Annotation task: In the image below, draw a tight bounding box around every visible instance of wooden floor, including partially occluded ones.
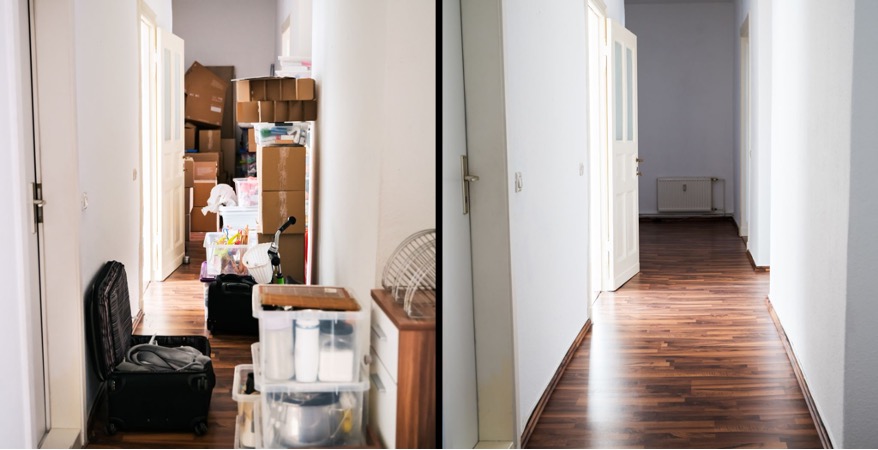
[526,219,822,449]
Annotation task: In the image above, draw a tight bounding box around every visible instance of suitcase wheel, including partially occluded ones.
[106,421,119,435]
[194,421,208,436]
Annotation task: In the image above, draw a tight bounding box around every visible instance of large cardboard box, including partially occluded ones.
[257,145,306,191]
[183,157,194,188]
[191,210,219,232]
[257,233,305,282]
[258,190,305,235]
[185,124,197,150]
[236,77,316,102]
[199,129,221,152]
[185,61,229,127]
[205,66,236,139]
[237,101,259,123]
[193,180,217,206]
[190,152,221,180]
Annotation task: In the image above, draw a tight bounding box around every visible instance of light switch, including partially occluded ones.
[579,163,585,176]
[514,172,523,192]
[81,192,89,211]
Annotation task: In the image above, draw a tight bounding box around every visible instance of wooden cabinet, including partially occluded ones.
[369,289,435,448]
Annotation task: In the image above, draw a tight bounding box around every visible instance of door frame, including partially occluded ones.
[587,0,608,306]
[739,16,751,238]
[138,0,157,307]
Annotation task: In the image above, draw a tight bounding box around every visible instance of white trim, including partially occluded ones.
[588,0,608,15]
[39,428,80,449]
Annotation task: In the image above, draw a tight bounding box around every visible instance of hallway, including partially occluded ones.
[526,219,822,448]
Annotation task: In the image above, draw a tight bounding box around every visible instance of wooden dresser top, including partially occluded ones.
[371,289,435,331]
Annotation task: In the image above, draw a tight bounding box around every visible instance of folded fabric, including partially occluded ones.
[116,344,211,373]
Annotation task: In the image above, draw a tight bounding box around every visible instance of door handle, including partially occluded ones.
[370,373,386,393]
[635,157,644,163]
[461,155,478,215]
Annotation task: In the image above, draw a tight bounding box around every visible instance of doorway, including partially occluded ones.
[140,4,157,299]
[587,0,607,306]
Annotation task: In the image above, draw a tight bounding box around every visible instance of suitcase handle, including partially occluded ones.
[189,375,210,392]
[221,282,254,294]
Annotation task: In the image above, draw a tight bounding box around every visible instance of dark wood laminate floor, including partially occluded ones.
[526,219,822,449]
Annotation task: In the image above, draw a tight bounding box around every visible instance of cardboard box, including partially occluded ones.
[247,128,256,153]
[258,190,305,234]
[257,233,305,282]
[274,101,289,122]
[265,78,281,101]
[205,66,236,139]
[281,78,296,100]
[296,78,315,100]
[258,101,274,123]
[191,151,221,179]
[199,129,221,152]
[191,210,219,232]
[185,61,229,127]
[257,145,306,191]
[184,157,194,188]
[222,138,235,176]
[237,101,259,123]
[185,124,197,150]
[193,180,217,206]
[303,101,317,121]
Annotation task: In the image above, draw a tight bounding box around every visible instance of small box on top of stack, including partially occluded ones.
[248,285,368,448]
[235,77,317,123]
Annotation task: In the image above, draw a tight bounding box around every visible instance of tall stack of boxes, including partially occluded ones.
[235,75,316,284]
[185,61,230,232]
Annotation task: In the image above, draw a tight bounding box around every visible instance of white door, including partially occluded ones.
[441,0,479,447]
[19,0,48,443]
[606,19,640,291]
[156,28,185,281]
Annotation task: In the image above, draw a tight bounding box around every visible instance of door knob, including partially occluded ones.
[635,157,644,163]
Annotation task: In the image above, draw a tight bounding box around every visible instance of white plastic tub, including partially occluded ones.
[251,285,366,384]
[203,232,254,276]
[259,375,368,448]
[219,205,259,230]
[233,364,262,449]
[234,177,260,207]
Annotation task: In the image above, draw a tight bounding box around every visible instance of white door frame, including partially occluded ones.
[739,17,751,238]
[138,0,157,307]
[587,0,608,306]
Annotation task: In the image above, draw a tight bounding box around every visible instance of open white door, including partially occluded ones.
[441,0,479,446]
[606,19,640,291]
[155,28,185,281]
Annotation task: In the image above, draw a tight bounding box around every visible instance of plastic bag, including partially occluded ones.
[201,183,238,215]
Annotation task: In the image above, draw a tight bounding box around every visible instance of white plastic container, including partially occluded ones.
[219,205,259,230]
[262,317,296,381]
[260,375,368,448]
[234,177,260,207]
[232,364,263,449]
[252,285,366,384]
[203,232,254,277]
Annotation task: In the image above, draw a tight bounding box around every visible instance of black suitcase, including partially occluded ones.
[206,274,260,335]
[86,261,216,435]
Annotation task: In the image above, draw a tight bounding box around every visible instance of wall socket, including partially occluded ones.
[81,192,89,211]
[514,172,523,192]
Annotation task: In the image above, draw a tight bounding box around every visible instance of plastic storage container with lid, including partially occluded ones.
[251,285,366,384]
[259,371,368,448]
[203,231,255,277]
[219,205,259,230]
[233,177,260,207]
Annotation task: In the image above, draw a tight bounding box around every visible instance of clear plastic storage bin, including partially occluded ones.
[259,375,368,448]
[233,365,262,449]
[234,177,260,207]
[203,232,255,277]
[219,205,259,230]
[252,285,366,384]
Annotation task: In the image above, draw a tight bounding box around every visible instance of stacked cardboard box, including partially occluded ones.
[257,144,307,282]
[184,62,231,184]
[190,153,220,232]
[235,77,317,123]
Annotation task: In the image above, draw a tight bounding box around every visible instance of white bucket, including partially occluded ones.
[243,243,274,284]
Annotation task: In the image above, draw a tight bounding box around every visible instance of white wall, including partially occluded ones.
[145,0,172,30]
[173,0,277,78]
[312,0,435,365]
[276,0,312,60]
[500,0,591,433]
[73,0,143,422]
[843,0,878,446]
[0,0,42,446]
[768,0,855,445]
[626,1,736,215]
[736,0,772,266]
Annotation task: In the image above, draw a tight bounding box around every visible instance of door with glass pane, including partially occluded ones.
[156,28,185,280]
[607,18,640,291]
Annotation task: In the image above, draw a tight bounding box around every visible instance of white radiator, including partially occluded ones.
[657,177,713,212]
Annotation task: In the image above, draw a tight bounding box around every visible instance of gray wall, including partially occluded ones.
[844,0,878,446]
[626,1,736,214]
[172,0,277,78]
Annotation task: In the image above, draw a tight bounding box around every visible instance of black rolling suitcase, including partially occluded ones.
[86,261,216,435]
[206,274,260,335]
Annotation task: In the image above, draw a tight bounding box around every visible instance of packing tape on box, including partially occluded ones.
[278,147,289,189]
[278,191,288,217]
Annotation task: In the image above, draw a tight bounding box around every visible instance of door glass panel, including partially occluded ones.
[174,52,181,140]
[163,48,170,141]
[626,47,633,141]
[614,41,622,141]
